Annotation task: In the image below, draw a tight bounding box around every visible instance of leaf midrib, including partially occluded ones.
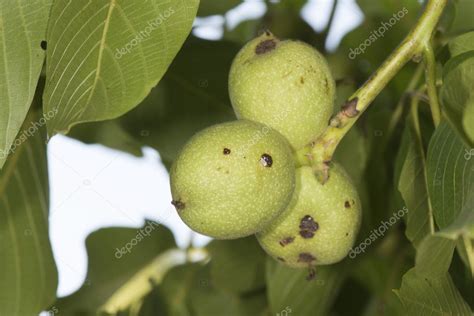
[83,0,116,117]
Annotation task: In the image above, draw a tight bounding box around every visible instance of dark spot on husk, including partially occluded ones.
[300,230,315,239]
[223,148,231,155]
[298,253,316,263]
[341,98,360,118]
[345,199,355,208]
[171,200,185,211]
[260,154,273,167]
[300,77,305,84]
[40,41,47,50]
[279,236,294,247]
[277,257,285,262]
[307,267,316,281]
[299,215,319,238]
[256,39,276,55]
[345,232,349,236]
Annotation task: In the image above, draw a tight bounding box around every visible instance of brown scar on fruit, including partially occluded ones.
[315,160,331,184]
[306,267,316,281]
[223,148,231,155]
[299,215,319,238]
[341,98,360,118]
[279,236,294,247]
[300,77,305,84]
[256,39,276,55]
[298,252,316,263]
[171,200,185,211]
[345,199,355,208]
[260,154,273,167]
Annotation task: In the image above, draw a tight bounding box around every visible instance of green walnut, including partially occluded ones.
[229,31,336,150]
[257,164,361,267]
[170,120,296,239]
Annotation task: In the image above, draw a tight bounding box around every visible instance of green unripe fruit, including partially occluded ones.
[257,164,361,267]
[170,120,296,239]
[229,32,336,150]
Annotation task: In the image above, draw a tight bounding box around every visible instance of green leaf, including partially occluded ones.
[449,31,474,57]
[450,251,474,308]
[120,37,237,167]
[406,188,474,281]
[0,0,52,169]
[223,19,261,44]
[356,0,420,17]
[437,193,474,241]
[207,237,266,294]
[188,264,267,316]
[55,221,177,315]
[438,199,474,275]
[397,119,432,248]
[334,127,368,186]
[350,255,407,315]
[0,111,58,315]
[43,0,199,136]
[197,0,240,16]
[440,51,474,147]
[395,268,472,315]
[396,121,474,309]
[426,122,474,229]
[266,259,347,316]
[424,122,474,274]
[396,213,474,313]
[68,119,143,157]
[137,287,167,316]
[155,263,200,316]
[448,0,474,35]
[415,235,456,277]
[146,263,268,316]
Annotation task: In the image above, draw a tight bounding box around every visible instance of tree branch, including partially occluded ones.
[295,0,448,183]
[423,42,441,126]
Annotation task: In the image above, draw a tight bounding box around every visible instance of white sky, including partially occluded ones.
[48,0,363,297]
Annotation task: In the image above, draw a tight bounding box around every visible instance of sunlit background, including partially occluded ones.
[48,0,364,297]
